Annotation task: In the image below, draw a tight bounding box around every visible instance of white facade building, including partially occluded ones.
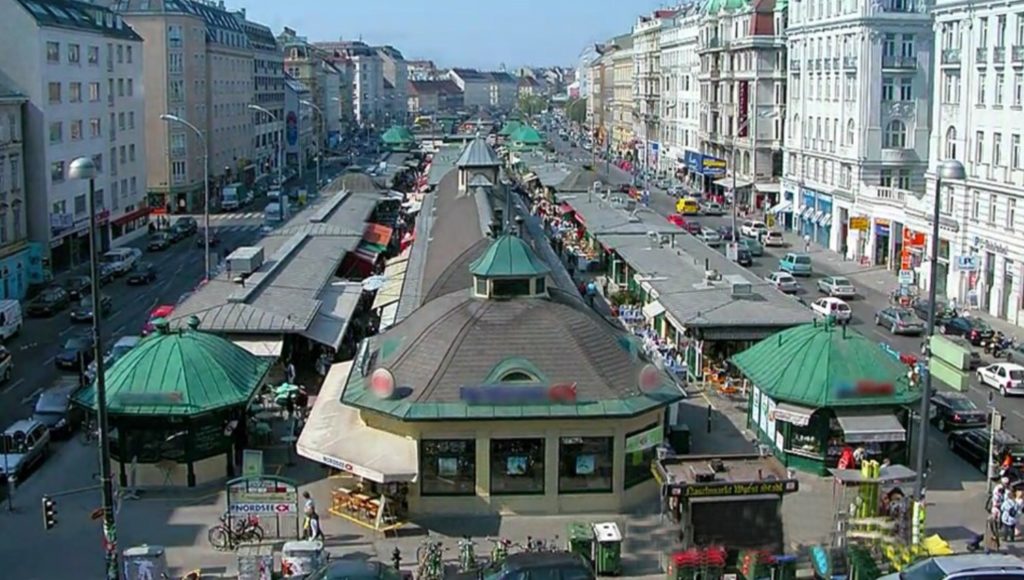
[633,10,675,175]
[284,76,314,176]
[659,5,701,182]
[920,0,1024,326]
[0,0,147,273]
[0,76,33,299]
[782,0,934,260]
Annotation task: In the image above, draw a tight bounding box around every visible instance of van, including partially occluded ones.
[676,198,701,215]
[0,300,22,341]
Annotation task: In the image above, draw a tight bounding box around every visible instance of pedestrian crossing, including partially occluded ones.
[177,212,264,222]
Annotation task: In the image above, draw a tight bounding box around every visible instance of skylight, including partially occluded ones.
[49,6,73,21]
[25,1,48,17]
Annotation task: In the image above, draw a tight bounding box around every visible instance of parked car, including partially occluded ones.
[63,275,92,301]
[127,262,157,285]
[735,247,753,266]
[86,335,142,382]
[97,263,117,285]
[196,230,221,247]
[978,362,1024,396]
[147,232,172,251]
[101,248,141,276]
[767,272,800,294]
[811,297,852,322]
[817,276,857,298]
[0,346,12,383]
[941,316,995,346]
[930,391,988,432]
[914,299,957,326]
[0,299,23,340]
[878,554,1024,580]
[739,237,764,257]
[763,230,786,247]
[26,286,71,317]
[740,220,768,238]
[478,552,596,580]
[167,223,191,243]
[32,378,83,438]
[703,202,725,216]
[699,228,723,246]
[948,427,1024,473]
[304,559,404,580]
[142,304,175,336]
[0,419,51,482]
[946,336,983,369]
[70,294,112,323]
[55,334,95,370]
[874,307,926,335]
[779,252,813,276]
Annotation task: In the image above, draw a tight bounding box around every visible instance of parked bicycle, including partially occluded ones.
[488,537,513,567]
[415,539,446,580]
[207,513,264,551]
[521,535,560,552]
[457,536,477,572]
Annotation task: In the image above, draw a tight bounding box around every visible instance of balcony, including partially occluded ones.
[994,46,1007,64]
[814,58,823,70]
[865,186,912,207]
[824,57,833,70]
[843,56,858,69]
[790,59,801,72]
[976,47,989,65]
[941,49,961,65]
[1012,45,1024,65]
[882,55,918,70]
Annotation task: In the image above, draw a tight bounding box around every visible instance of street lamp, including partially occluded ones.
[159,113,211,280]
[248,105,284,190]
[913,158,966,500]
[300,99,326,187]
[68,156,119,580]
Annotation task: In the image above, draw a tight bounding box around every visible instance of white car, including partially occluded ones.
[763,231,785,247]
[817,276,857,298]
[978,363,1024,396]
[766,272,800,294]
[699,228,723,246]
[740,220,768,238]
[100,248,141,276]
[811,297,852,322]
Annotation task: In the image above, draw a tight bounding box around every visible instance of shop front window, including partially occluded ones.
[624,423,664,489]
[786,423,823,458]
[490,438,545,495]
[420,439,476,496]
[558,436,613,493]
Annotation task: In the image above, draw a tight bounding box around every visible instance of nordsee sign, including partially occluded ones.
[459,383,577,405]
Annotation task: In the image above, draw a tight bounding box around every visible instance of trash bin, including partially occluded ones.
[282,540,327,578]
[566,522,595,563]
[592,522,623,576]
[668,425,691,454]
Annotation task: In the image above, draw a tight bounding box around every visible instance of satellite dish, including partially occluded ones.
[361,275,387,291]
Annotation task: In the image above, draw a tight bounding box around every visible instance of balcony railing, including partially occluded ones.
[941,49,962,65]
[1012,45,1024,65]
[882,55,918,70]
[994,46,1007,64]
[977,47,989,64]
[868,186,911,206]
[843,56,858,69]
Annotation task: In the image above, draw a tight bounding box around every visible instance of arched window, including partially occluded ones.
[884,120,907,148]
[846,119,855,146]
[945,126,958,159]
[500,371,537,383]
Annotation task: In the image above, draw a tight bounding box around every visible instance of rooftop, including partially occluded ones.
[21,0,142,41]
[456,136,501,168]
[110,0,246,44]
[0,71,25,102]
[469,234,551,279]
[655,454,796,490]
[408,80,461,95]
[426,146,461,186]
[451,67,489,81]
[564,194,681,237]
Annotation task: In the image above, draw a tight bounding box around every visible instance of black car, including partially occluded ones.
[127,263,157,285]
[948,427,1024,473]
[305,559,404,580]
[175,216,198,234]
[735,247,753,266]
[26,286,70,317]
[196,230,220,247]
[97,263,117,285]
[32,379,83,438]
[479,552,595,580]
[54,335,95,370]
[63,275,92,301]
[930,391,988,431]
[147,233,172,251]
[940,316,995,346]
[70,295,112,323]
[913,299,956,325]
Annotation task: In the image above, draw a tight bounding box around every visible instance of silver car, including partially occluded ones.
[0,419,51,482]
[817,276,857,298]
[699,228,723,246]
[767,272,800,294]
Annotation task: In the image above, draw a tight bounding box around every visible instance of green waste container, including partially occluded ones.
[566,522,595,563]
[592,522,623,576]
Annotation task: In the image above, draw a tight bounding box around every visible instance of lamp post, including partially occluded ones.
[160,113,211,280]
[913,158,966,500]
[301,100,326,188]
[248,105,284,190]
[68,157,119,580]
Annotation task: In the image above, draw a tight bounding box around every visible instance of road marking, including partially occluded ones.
[1013,410,1024,421]
[20,387,41,405]
[59,326,75,336]
[113,324,125,336]
[2,377,24,393]
[43,355,55,366]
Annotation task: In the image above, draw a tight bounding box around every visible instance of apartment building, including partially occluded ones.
[488,71,519,110]
[236,11,284,184]
[921,1,1024,326]
[314,40,385,126]
[284,75,314,175]
[407,80,463,115]
[449,68,491,110]
[633,10,675,174]
[322,61,342,144]
[0,0,147,273]
[0,75,33,299]
[114,0,254,215]
[610,36,635,153]
[659,5,701,184]
[586,47,610,141]
[378,46,409,124]
[408,60,438,81]
[696,0,787,209]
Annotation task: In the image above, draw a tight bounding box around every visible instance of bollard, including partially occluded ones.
[706,404,713,433]
[392,546,402,570]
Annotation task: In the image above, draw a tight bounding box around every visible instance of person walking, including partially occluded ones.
[1000,489,1021,542]
[285,360,297,384]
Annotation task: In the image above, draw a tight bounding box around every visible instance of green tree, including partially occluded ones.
[518,94,547,117]
[565,98,587,124]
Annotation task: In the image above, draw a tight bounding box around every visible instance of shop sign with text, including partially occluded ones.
[702,156,727,176]
[670,479,799,497]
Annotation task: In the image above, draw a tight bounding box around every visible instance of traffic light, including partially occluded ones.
[42,496,57,530]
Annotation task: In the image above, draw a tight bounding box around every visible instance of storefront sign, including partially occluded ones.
[226,475,300,527]
[702,156,727,176]
[737,82,750,137]
[684,150,703,174]
[898,270,915,285]
[625,424,664,453]
[903,229,926,248]
[875,219,891,236]
[975,237,1010,255]
[956,255,979,271]
[834,380,895,399]
[849,217,869,231]
[670,479,799,497]
[459,383,578,405]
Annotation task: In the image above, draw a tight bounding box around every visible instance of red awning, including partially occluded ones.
[113,206,150,226]
[573,212,586,226]
[559,202,574,214]
[362,223,393,246]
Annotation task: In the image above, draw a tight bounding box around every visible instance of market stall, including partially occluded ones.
[731,320,922,475]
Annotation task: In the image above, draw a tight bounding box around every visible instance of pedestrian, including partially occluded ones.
[285,360,296,384]
[303,490,317,517]
[586,280,598,308]
[1000,489,1021,542]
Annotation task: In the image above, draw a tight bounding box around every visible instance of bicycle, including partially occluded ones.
[457,536,477,572]
[522,535,560,552]
[415,539,446,580]
[487,537,513,567]
[207,513,264,551]
[78,416,99,446]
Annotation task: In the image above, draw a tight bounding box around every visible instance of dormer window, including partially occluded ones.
[469,234,551,300]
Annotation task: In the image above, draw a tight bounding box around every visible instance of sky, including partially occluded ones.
[241,0,668,70]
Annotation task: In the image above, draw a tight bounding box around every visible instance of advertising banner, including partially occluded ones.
[738,81,750,137]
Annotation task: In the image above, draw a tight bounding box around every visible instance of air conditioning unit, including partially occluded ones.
[724,274,753,296]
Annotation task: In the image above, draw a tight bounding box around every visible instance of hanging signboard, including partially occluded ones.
[669,478,800,497]
[226,475,300,537]
[898,269,915,286]
[849,217,869,231]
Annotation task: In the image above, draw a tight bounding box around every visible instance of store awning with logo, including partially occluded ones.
[820,214,833,227]
[755,183,781,194]
[769,201,792,214]
[799,207,815,219]
[297,362,418,483]
[835,410,906,443]
[354,223,394,263]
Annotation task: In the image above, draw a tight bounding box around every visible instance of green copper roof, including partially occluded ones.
[469,234,551,278]
[704,0,748,14]
[380,125,416,145]
[730,321,921,409]
[72,324,271,416]
[509,125,544,147]
[499,120,523,137]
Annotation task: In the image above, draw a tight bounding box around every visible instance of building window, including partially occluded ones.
[92,154,102,173]
[1013,134,1021,169]
[558,437,613,493]
[942,73,960,104]
[68,43,80,64]
[945,126,958,159]
[69,82,82,103]
[881,77,894,101]
[624,424,661,488]
[126,46,133,63]
[89,118,101,139]
[46,41,59,63]
[941,185,954,216]
[988,194,998,224]
[74,194,87,216]
[883,120,907,148]
[1015,74,1023,107]
[976,131,986,163]
[419,439,476,496]
[70,120,82,141]
[489,438,545,495]
[87,46,99,65]
[978,72,987,105]
[129,144,135,162]
[845,119,854,146]
[48,122,62,143]
[51,161,65,183]
[898,79,912,101]
[89,82,100,102]
[971,190,980,220]
[48,82,60,104]
[1009,198,1017,230]
[995,132,1004,166]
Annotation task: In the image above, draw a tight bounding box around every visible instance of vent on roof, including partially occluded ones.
[724,274,753,297]
[227,246,264,276]
[704,269,721,282]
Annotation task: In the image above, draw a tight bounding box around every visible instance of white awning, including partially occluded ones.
[402,199,422,214]
[379,302,399,331]
[800,207,815,219]
[820,214,833,227]
[771,402,816,427]
[835,410,906,443]
[301,282,363,351]
[813,210,825,222]
[642,300,666,319]
[297,362,418,483]
[371,259,409,310]
[232,338,283,358]
[714,176,753,190]
[769,201,792,214]
[755,182,781,194]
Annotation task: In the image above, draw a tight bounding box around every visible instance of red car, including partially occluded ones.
[668,214,701,234]
[142,304,175,336]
